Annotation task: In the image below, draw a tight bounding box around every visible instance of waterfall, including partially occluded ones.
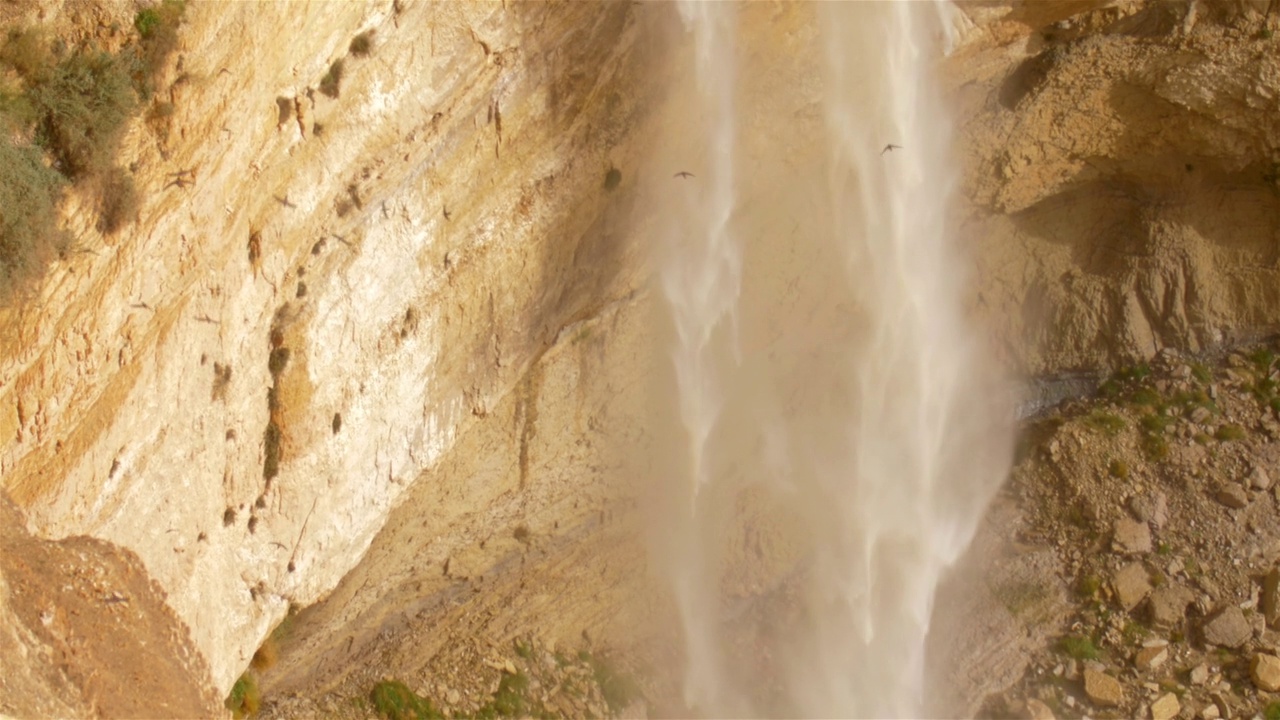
[651,1,1014,716]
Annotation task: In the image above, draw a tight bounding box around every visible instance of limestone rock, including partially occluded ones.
[1083,668,1124,707]
[1026,698,1056,720]
[1249,465,1273,491]
[1150,692,1179,720]
[1135,645,1168,671]
[1251,653,1280,691]
[1216,485,1249,509]
[1149,584,1195,628]
[1113,562,1153,612]
[1264,567,1280,629]
[1201,704,1220,719]
[1151,492,1169,529]
[1114,518,1153,554]
[1202,606,1252,648]
[1190,663,1209,685]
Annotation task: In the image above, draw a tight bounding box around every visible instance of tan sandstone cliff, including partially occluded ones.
[3,0,1280,714]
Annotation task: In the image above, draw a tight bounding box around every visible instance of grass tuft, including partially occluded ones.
[1084,410,1126,436]
[1059,634,1101,661]
[371,679,444,720]
[225,673,260,718]
[1215,424,1246,442]
[1108,458,1129,479]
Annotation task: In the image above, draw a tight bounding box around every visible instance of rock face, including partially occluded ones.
[0,0,656,694]
[952,0,1280,374]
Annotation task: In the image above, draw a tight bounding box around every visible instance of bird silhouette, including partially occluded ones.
[673,171,695,179]
[881,144,902,155]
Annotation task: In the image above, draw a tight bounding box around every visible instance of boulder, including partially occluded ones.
[1150,692,1179,720]
[1083,668,1124,707]
[1135,645,1168,671]
[1149,584,1194,628]
[1216,485,1249,510]
[1025,698,1056,720]
[1202,606,1251,648]
[1264,566,1280,629]
[1113,562,1152,612]
[1251,653,1280,692]
[1114,518,1153,554]
[1249,465,1274,490]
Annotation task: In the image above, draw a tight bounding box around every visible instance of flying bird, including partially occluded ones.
[673,171,695,179]
[881,144,902,155]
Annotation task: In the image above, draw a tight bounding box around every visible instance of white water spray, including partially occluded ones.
[653,2,1013,716]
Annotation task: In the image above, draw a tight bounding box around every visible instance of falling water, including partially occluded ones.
[653,1,1014,716]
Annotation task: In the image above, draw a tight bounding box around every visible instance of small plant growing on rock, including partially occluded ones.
[350,30,375,57]
[250,636,278,671]
[319,59,344,98]
[1078,573,1102,598]
[225,672,260,718]
[1215,423,1246,442]
[1084,410,1126,436]
[370,679,444,720]
[604,167,622,191]
[1108,458,1128,479]
[96,167,140,234]
[1059,634,1100,661]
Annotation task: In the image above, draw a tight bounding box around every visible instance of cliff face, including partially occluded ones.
[0,0,655,696]
[954,0,1280,374]
[3,0,1280,710]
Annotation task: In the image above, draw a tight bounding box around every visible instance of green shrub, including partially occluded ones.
[0,27,49,80]
[349,31,374,57]
[0,136,67,299]
[263,422,282,480]
[1084,410,1126,436]
[97,167,139,234]
[268,347,291,376]
[225,673,260,718]
[589,655,642,714]
[1059,634,1101,661]
[370,680,443,720]
[1190,362,1212,383]
[134,8,162,39]
[1078,573,1102,598]
[1108,458,1128,479]
[28,49,136,178]
[131,0,186,90]
[319,59,344,98]
[1215,424,1246,442]
[604,167,622,191]
[1142,432,1169,461]
[317,58,343,97]
[1265,701,1280,720]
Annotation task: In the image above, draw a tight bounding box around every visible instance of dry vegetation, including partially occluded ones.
[0,0,186,302]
